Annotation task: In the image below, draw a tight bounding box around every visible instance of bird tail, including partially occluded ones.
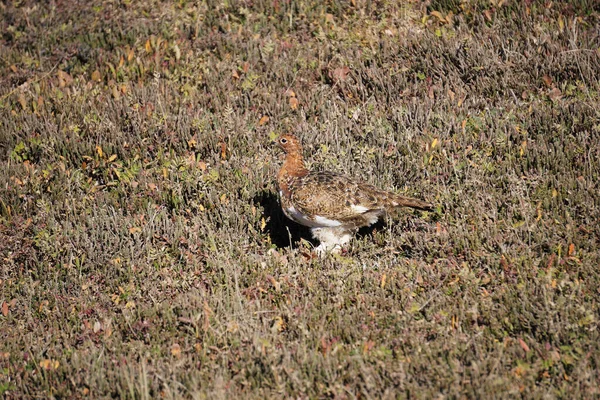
[390,194,434,211]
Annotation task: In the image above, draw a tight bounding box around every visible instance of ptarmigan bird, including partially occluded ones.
[276,134,433,255]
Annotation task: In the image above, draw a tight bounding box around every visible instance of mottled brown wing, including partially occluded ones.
[289,171,386,222]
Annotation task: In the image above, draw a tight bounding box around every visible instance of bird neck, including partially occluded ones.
[283,150,309,176]
[278,150,309,194]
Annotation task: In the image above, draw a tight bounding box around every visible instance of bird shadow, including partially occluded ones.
[252,191,318,249]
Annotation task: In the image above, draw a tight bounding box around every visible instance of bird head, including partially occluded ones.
[276,134,302,155]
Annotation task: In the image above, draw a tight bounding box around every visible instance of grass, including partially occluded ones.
[1,0,599,398]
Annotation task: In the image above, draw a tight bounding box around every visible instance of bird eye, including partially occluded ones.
[280,138,288,144]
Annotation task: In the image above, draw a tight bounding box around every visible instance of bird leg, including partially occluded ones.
[311,227,354,256]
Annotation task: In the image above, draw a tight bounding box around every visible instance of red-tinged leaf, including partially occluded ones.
[568,243,575,256]
[40,359,59,370]
[330,66,351,83]
[17,93,27,110]
[548,87,562,101]
[546,253,556,269]
[448,89,455,102]
[220,142,227,160]
[111,85,120,99]
[57,70,73,87]
[383,143,395,157]
[271,316,285,333]
[518,338,530,353]
[203,301,212,330]
[1,301,8,317]
[171,343,182,358]
[39,359,51,370]
[258,115,270,126]
[430,10,445,22]
[363,340,375,354]
[320,336,330,354]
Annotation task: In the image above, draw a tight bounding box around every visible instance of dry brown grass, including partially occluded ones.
[1,0,599,398]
